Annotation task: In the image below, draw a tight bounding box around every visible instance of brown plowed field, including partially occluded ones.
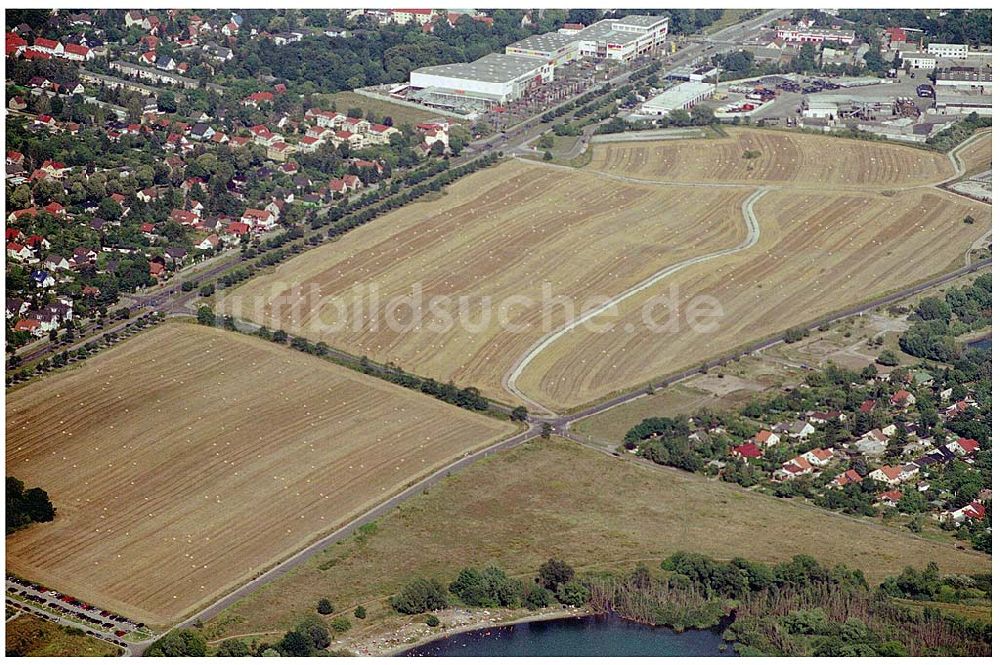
[516,188,989,408]
[5,323,514,627]
[220,159,751,405]
[586,128,955,187]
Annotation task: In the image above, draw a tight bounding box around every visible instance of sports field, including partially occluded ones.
[586,128,955,187]
[199,438,990,644]
[220,159,751,406]
[5,323,514,627]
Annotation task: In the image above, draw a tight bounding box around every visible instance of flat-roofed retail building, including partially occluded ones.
[505,31,579,66]
[640,81,715,115]
[409,53,554,110]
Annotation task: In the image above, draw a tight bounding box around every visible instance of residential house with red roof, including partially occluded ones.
[731,443,762,459]
[33,37,63,56]
[943,500,987,524]
[875,489,903,507]
[22,48,52,60]
[331,130,364,150]
[7,242,33,262]
[267,141,294,162]
[13,318,43,336]
[240,208,276,230]
[243,91,274,107]
[224,221,250,243]
[891,389,915,407]
[753,430,780,448]
[868,464,904,486]
[802,447,834,467]
[948,437,980,457]
[170,209,198,226]
[41,160,66,176]
[829,468,863,488]
[63,43,93,61]
[367,123,400,145]
[197,234,221,251]
[774,456,814,480]
[43,201,66,217]
[7,207,38,223]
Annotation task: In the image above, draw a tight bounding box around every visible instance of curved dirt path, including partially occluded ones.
[948,128,992,180]
[503,186,770,414]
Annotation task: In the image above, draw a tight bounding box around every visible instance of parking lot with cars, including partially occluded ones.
[6,574,149,647]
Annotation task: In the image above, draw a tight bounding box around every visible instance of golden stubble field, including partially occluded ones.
[220,159,751,405]
[585,127,956,187]
[220,129,986,412]
[955,129,992,176]
[519,187,988,408]
[5,323,515,627]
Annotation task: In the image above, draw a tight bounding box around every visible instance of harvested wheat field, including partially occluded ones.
[586,128,955,187]
[956,129,992,176]
[5,323,514,627]
[516,188,989,409]
[220,159,751,405]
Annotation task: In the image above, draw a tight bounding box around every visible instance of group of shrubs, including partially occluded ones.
[149,601,364,658]
[389,559,590,618]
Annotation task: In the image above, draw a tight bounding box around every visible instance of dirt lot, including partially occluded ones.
[198,438,990,646]
[518,186,988,409]
[5,323,514,627]
[5,614,122,657]
[220,159,750,407]
[586,128,955,187]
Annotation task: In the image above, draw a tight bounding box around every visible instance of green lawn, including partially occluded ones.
[318,91,460,128]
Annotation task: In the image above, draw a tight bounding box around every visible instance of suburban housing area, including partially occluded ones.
[4,6,993,659]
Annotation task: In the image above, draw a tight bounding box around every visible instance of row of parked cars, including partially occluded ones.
[6,575,143,638]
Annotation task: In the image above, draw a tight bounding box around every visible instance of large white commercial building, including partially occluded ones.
[505,14,670,64]
[640,81,715,115]
[572,14,671,61]
[928,43,968,59]
[409,14,668,110]
[504,31,580,66]
[775,27,855,44]
[899,51,937,70]
[935,67,992,92]
[409,53,553,110]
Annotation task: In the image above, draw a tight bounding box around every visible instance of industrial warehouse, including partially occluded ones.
[403,14,669,111]
[408,53,554,110]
